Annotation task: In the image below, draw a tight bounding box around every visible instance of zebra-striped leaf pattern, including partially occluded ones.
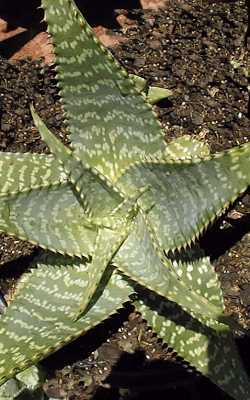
[74,224,132,319]
[75,194,142,318]
[0,1,249,399]
[164,135,210,161]
[172,256,224,310]
[31,106,123,220]
[0,254,133,385]
[42,0,165,182]
[0,153,66,196]
[115,214,225,329]
[116,142,250,252]
[0,184,97,257]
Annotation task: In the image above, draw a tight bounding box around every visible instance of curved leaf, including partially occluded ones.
[75,192,143,319]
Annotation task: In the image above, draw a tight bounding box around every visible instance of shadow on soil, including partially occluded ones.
[41,304,249,400]
[201,212,250,260]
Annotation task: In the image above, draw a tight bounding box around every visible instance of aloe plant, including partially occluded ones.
[0,1,249,398]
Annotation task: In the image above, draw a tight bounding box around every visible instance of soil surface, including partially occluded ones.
[0,0,249,399]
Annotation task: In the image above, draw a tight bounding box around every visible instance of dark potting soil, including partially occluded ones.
[0,0,249,399]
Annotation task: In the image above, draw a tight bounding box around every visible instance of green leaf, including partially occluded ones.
[0,254,133,385]
[129,74,173,104]
[41,0,165,182]
[0,184,96,257]
[75,192,143,319]
[31,106,123,220]
[147,86,173,105]
[164,135,210,161]
[172,256,224,310]
[0,153,65,196]
[0,365,45,400]
[115,213,225,328]
[134,292,250,400]
[74,224,132,319]
[116,142,250,252]
[0,3,248,399]
[129,74,147,93]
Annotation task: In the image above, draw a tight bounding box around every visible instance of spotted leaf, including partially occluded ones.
[74,193,143,319]
[0,254,133,385]
[41,0,165,182]
[0,2,249,399]
[31,106,124,220]
[73,224,132,319]
[172,256,224,310]
[115,213,225,329]
[0,184,97,257]
[164,135,210,161]
[0,153,66,196]
[116,142,250,252]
